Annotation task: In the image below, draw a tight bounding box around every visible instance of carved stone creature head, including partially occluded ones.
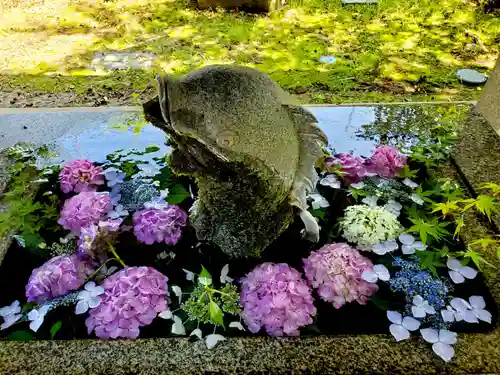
[144,65,327,257]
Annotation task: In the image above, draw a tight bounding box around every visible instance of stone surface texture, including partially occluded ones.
[0,104,499,374]
[477,59,500,134]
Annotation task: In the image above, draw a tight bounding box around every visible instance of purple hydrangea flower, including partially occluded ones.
[133,205,188,245]
[77,218,123,256]
[25,254,97,303]
[85,267,169,339]
[58,192,113,235]
[326,153,370,183]
[365,145,407,179]
[240,263,316,337]
[303,243,378,309]
[59,160,105,194]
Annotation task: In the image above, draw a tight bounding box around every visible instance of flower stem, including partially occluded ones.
[107,242,126,268]
[85,258,117,282]
[205,287,229,296]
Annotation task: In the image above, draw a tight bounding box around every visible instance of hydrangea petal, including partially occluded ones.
[190,328,203,339]
[389,324,409,342]
[387,310,402,324]
[460,266,478,280]
[399,233,415,246]
[373,264,390,281]
[205,334,226,349]
[361,270,378,283]
[75,300,89,315]
[439,330,457,345]
[474,309,492,323]
[420,328,439,344]
[412,306,426,318]
[469,296,486,309]
[432,342,454,362]
[446,258,462,271]
[441,309,455,322]
[402,317,420,331]
[449,270,465,284]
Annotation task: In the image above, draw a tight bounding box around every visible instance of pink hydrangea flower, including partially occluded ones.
[59,160,105,194]
[58,192,113,235]
[85,267,169,339]
[365,145,407,178]
[25,254,97,303]
[133,206,188,245]
[327,153,370,183]
[303,243,378,309]
[240,263,316,337]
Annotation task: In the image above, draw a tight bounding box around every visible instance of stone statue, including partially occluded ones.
[143,65,327,257]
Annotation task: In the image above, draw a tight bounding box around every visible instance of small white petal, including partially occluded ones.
[420,328,440,344]
[84,282,96,291]
[351,182,365,189]
[362,196,378,207]
[373,264,390,281]
[91,286,105,296]
[171,285,182,304]
[29,318,44,332]
[424,304,436,315]
[171,315,186,335]
[474,309,492,324]
[220,264,230,284]
[412,306,426,318]
[450,298,472,312]
[401,245,415,255]
[372,243,388,255]
[411,194,424,205]
[159,310,173,320]
[27,310,39,321]
[403,178,419,189]
[469,296,486,310]
[229,321,246,331]
[183,269,195,281]
[205,334,226,349]
[385,240,399,251]
[463,310,479,323]
[389,324,410,342]
[439,330,457,345]
[432,342,455,362]
[361,270,378,283]
[399,233,415,246]
[446,258,462,271]
[190,328,203,339]
[460,266,478,280]
[402,317,420,331]
[88,296,102,309]
[77,290,91,301]
[75,301,89,315]
[413,295,424,307]
[449,270,465,284]
[413,241,427,251]
[441,309,455,322]
[387,310,403,325]
[1,314,22,330]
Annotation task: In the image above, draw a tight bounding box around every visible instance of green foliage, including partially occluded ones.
[407,217,451,244]
[50,321,62,339]
[5,331,35,341]
[415,251,446,278]
[167,184,191,205]
[181,267,241,328]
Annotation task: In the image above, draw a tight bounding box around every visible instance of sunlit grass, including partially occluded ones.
[0,0,499,103]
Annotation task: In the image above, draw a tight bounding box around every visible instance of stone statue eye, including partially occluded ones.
[217,131,238,148]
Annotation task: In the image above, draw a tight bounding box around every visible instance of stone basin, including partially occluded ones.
[0,102,499,374]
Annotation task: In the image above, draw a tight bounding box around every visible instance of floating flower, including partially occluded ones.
[399,233,426,255]
[75,282,105,315]
[362,196,378,207]
[77,218,123,256]
[304,243,378,308]
[136,164,160,178]
[384,200,402,217]
[220,264,233,284]
[59,160,104,194]
[328,153,371,183]
[319,174,341,189]
[143,189,169,210]
[411,295,436,318]
[365,145,407,179]
[449,296,492,323]
[420,328,457,362]
[362,264,390,283]
[26,254,97,304]
[387,310,420,342]
[372,240,399,255]
[107,204,129,219]
[341,205,404,250]
[104,168,125,187]
[350,182,365,189]
[0,300,22,330]
[229,321,245,331]
[85,267,169,339]
[240,263,316,337]
[447,258,478,284]
[205,333,226,349]
[58,192,113,235]
[441,306,457,323]
[28,305,50,332]
[468,296,492,323]
[133,205,188,245]
[171,314,186,335]
[308,192,330,210]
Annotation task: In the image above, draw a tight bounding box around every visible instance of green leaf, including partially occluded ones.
[310,208,326,219]
[407,217,451,244]
[167,184,191,205]
[454,216,464,238]
[397,165,419,179]
[480,182,500,195]
[431,201,460,217]
[50,321,62,339]
[6,331,35,341]
[209,300,224,327]
[415,251,445,278]
[21,302,36,313]
[199,266,212,286]
[457,248,495,270]
[145,145,160,153]
[473,195,498,221]
[368,295,391,310]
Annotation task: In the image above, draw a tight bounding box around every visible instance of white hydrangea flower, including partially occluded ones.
[372,240,399,255]
[410,194,424,205]
[384,200,402,217]
[403,178,419,189]
[0,300,22,330]
[448,296,492,324]
[229,321,246,331]
[362,196,378,207]
[447,258,477,284]
[220,264,233,284]
[387,311,420,342]
[468,296,492,323]
[28,305,50,332]
[420,328,457,362]
[205,334,226,349]
[411,295,436,318]
[341,205,404,250]
[398,233,426,255]
[319,174,341,189]
[350,182,365,189]
[449,298,478,323]
[362,264,390,283]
